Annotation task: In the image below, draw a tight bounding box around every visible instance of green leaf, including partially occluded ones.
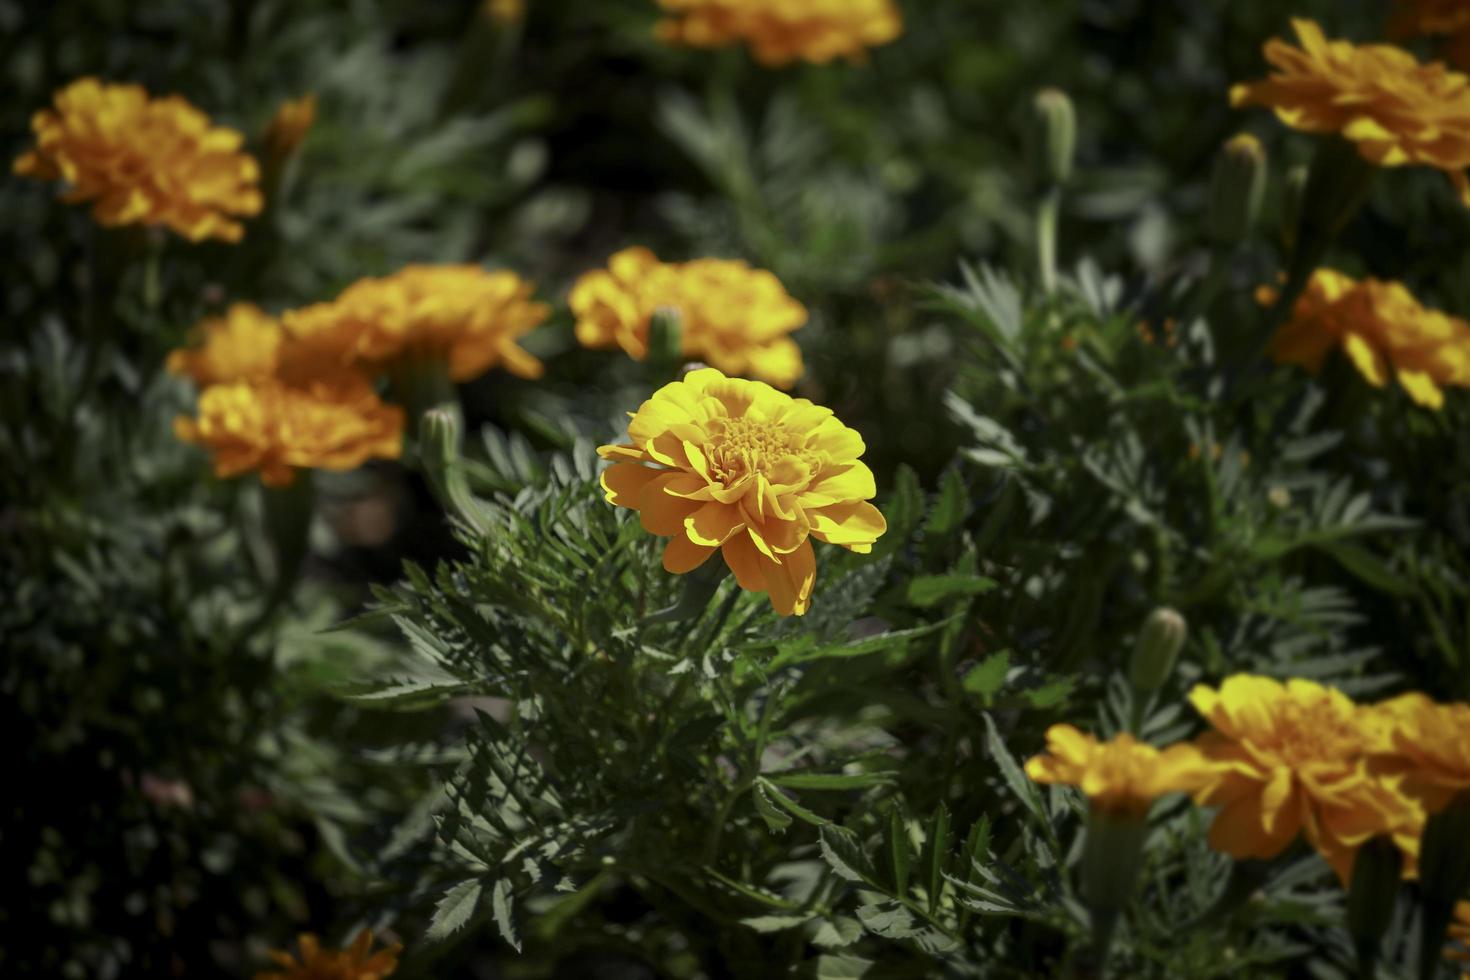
[875,464,923,558]
[426,879,482,942]
[925,804,951,914]
[815,953,875,979]
[925,468,968,539]
[767,620,952,670]
[819,826,882,888]
[812,916,864,949]
[962,650,1010,702]
[758,779,829,827]
[742,914,812,932]
[767,772,896,791]
[890,807,911,897]
[1313,540,1415,597]
[983,713,1045,824]
[492,878,520,952]
[1024,676,1073,709]
[907,574,997,608]
[751,781,793,833]
[856,902,921,939]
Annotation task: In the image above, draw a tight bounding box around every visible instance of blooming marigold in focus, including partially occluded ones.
[598,367,884,616]
[167,303,283,386]
[571,246,807,388]
[1189,675,1421,884]
[14,77,262,242]
[1231,18,1470,206]
[1365,692,1470,813]
[256,929,401,980]
[282,265,548,382]
[1262,269,1470,410]
[1024,725,1211,818]
[175,374,403,487]
[655,0,902,67]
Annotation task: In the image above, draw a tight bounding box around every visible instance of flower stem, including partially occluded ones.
[1037,185,1063,296]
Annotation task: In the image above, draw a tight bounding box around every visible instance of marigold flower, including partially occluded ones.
[167,303,283,387]
[262,94,317,160]
[655,0,902,67]
[1389,0,1470,40]
[1448,900,1470,969]
[571,247,807,388]
[483,0,524,24]
[1366,692,1470,813]
[1231,18,1470,206]
[175,374,403,487]
[598,367,884,616]
[1189,675,1421,884]
[282,265,548,382]
[1024,725,1212,818]
[256,929,401,980]
[13,77,262,242]
[1262,269,1470,410]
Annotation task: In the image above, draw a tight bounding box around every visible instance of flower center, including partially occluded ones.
[1270,700,1363,766]
[703,416,817,486]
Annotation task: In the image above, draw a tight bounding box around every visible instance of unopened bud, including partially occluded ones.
[1208,134,1267,247]
[420,408,488,536]
[1280,164,1309,253]
[262,94,317,161]
[1346,836,1402,971]
[1032,88,1076,186]
[1128,608,1186,694]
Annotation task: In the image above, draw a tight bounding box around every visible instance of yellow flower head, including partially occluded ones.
[483,0,525,24]
[282,265,548,382]
[14,77,262,242]
[1190,675,1421,884]
[655,0,902,67]
[1367,692,1470,813]
[1390,0,1470,40]
[1263,269,1470,410]
[1230,18,1470,206]
[572,247,808,389]
[174,374,404,487]
[1448,900,1470,969]
[1024,725,1212,818]
[598,367,885,616]
[256,929,401,980]
[263,94,317,160]
[167,303,283,387]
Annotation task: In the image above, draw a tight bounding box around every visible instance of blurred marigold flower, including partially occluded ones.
[483,0,524,24]
[655,0,902,67]
[1189,675,1422,884]
[262,94,317,160]
[1365,692,1470,813]
[1261,269,1470,410]
[1024,725,1211,818]
[1231,18,1470,206]
[167,303,283,386]
[598,367,884,616]
[1448,900,1470,969]
[282,265,549,382]
[13,77,262,242]
[174,374,403,487]
[256,929,401,980]
[571,246,807,388]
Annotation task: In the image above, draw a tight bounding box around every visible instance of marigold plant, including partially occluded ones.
[282,265,548,382]
[655,0,902,66]
[13,77,263,242]
[174,374,404,487]
[1025,725,1211,818]
[256,929,401,980]
[571,246,807,388]
[1449,900,1470,973]
[1231,18,1470,205]
[166,303,283,387]
[1262,269,1470,410]
[1189,675,1421,883]
[598,367,885,615]
[1367,693,1470,813]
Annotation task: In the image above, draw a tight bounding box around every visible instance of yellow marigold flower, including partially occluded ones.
[282,265,548,382]
[175,374,404,487]
[1367,692,1470,813]
[13,77,262,242]
[167,303,283,387]
[571,246,807,388]
[1262,269,1470,410]
[1024,725,1212,818]
[597,367,885,616]
[1230,18,1470,206]
[1390,0,1470,39]
[263,94,317,160]
[655,0,902,67]
[256,929,401,980]
[1448,900,1470,969]
[483,0,524,24]
[1190,675,1421,884]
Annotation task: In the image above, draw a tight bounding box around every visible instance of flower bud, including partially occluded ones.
[262,94,316,163]
[1208,134,1267,247]
[1128,608,1187,695]
[420,408,488,536]
[1032,88,1076,187]
[1280,163,1309,253]
[1346,835,1402,972]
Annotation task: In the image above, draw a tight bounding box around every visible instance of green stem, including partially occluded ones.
[1037,185,1063,296]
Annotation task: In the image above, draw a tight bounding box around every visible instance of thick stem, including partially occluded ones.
[1037,186,1063,296]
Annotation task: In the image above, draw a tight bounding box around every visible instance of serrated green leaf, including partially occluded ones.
[426,879,482,942]
[907,573,997,608]
[814,953,875,979]
[890,807,911,897]
[819,826,881,887]
[492,878,520,952]
[751,781,794,833]
[925,468,968,539]
[742,913,811,932]
[767,772,896,791]
[983,713,1045,824]
[856,901,921,939]
[925,804,950,914]
[962,650,1010,702]
[812,915,864,949]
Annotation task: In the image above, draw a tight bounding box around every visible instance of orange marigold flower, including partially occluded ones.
[13,77,262,242]
[1230,18,1470,206]
[256,929,401,980]
[1189,675,1421,884]
[174,374,403,487]
[1390,0,1470,39]
[655,0,902,67]
[167,303,283,387]
[282,265,548,382]
[571,246,807,388]
[1366,692,1470,813]
[262,94,317,160]
[598,367,885,616]
[1448,900,1470,969]
[1262,269,1470,410]
[1024,725,1212,818]
[483,0,524,24]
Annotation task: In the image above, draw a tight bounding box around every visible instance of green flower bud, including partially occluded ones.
[1417,789,1470,980]
[1280,163,1309,254]
[1208,134,1267,247]
[1032,88,1076,187]
[1346,835,1403,973]
[1128,607,1187,695]
[420,408,489,536]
